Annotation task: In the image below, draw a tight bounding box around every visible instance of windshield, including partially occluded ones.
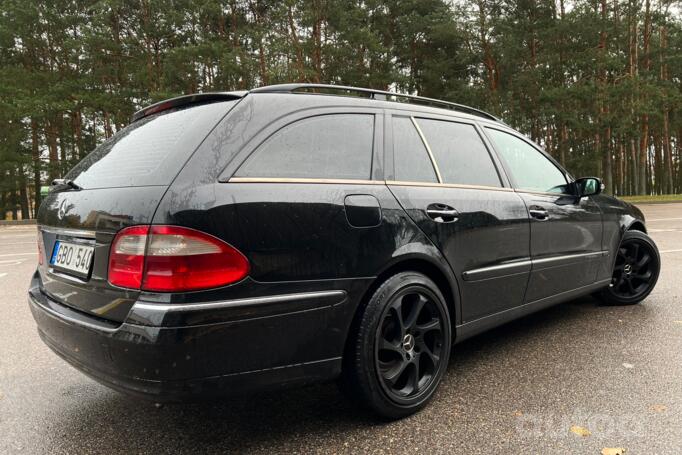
[66,101,237,189]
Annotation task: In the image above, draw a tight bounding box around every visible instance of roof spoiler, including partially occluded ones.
[132,91,247,122]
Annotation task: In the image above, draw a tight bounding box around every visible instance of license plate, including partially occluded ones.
[50,241,95,278]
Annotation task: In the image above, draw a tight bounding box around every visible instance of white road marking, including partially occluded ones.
[0,273,6,279]
[0,260,22,265]
[660,249,682,254]
[647,217,682,222]
[0,252,36,257]
[649,229,681,233]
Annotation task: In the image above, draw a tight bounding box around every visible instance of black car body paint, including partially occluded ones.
[29,86,651,403]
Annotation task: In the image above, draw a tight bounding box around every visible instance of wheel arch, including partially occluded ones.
[344,252,461,359]
[600,227,660,305]
[605,217,649,278]
[626,219,647,234]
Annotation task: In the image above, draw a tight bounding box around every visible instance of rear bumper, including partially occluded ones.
[28,275,355,401]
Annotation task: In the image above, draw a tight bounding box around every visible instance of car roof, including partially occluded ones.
[133,84,501,125]
[251,84,500,122]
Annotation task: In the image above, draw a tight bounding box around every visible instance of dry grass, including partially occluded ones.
[619,194,682,204]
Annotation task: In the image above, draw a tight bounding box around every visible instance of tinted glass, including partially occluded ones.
[415,118,501,187]
[485,128,568,193]
[393,116,438,183]
[66,101,235,189]
[236,114,374,180]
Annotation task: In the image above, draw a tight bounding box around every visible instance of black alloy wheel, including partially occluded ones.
[600,230,660,305]
[340,271,451,419]
[375,289,445,402]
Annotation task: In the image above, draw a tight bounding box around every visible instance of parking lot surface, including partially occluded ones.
[1,203,681,454]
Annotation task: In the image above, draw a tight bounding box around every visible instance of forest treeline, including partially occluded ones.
[1,0,681,219]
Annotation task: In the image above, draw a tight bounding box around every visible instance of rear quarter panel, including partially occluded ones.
[156,182,413,281]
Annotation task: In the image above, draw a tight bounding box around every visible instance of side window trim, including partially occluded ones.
[371,111,384,181]
[410,116,443,183]
[482,125,571,195]
[229,177,385,185]
[383,109,394,181]
[471,122,514,188]
[388,113,441,184]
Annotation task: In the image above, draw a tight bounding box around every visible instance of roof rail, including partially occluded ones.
[250,83,500,122]
[132,91,247,122]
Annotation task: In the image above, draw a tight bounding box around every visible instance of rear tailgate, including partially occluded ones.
[36,99,239,323]
[37,186,166,322]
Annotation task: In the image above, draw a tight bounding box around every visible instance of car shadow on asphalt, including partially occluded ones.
[43,295,647,452]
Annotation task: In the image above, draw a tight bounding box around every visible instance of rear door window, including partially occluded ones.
[235,114,374,180]
[66,101,236,189]
[392,116,438,183]
[415,118,502,187]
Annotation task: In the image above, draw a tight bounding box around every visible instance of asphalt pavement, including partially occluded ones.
[1,203,681,454]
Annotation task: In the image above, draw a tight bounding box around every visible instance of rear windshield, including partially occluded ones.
[66,101,237,189]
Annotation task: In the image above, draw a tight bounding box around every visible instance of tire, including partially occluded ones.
[599,230,660,305]
[340,271,452,419]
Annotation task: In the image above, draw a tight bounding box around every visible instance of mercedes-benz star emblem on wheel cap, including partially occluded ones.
[402,334,415,352]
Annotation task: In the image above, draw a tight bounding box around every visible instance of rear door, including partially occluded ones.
[483,127,603,303]
[386,112,531,323]
[36,100,237,322]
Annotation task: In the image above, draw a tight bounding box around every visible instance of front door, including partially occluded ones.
[386,113,531,323]
[483,127,604,303]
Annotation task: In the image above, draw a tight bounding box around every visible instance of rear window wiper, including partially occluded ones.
[51,178,83,191]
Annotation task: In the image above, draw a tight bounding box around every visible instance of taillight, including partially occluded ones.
[108,225,249,292]
[142,226,250,292]
[109,226,148,289]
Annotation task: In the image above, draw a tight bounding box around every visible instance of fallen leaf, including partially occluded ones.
[601,448,627,455]
[513,410,523,417]
[570,425,591,437]
[622,363,634,369]
[650,404,667,413]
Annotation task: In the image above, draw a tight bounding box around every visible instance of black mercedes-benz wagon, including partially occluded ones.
[29,84,660,418]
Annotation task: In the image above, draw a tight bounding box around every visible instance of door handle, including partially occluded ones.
[528,206,549,221]
[426,204,459,223]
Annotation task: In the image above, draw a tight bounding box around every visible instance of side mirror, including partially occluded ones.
[574,177,603,197]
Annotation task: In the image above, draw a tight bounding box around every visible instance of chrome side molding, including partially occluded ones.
[132,290,347,313]
[463,251,610,281]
